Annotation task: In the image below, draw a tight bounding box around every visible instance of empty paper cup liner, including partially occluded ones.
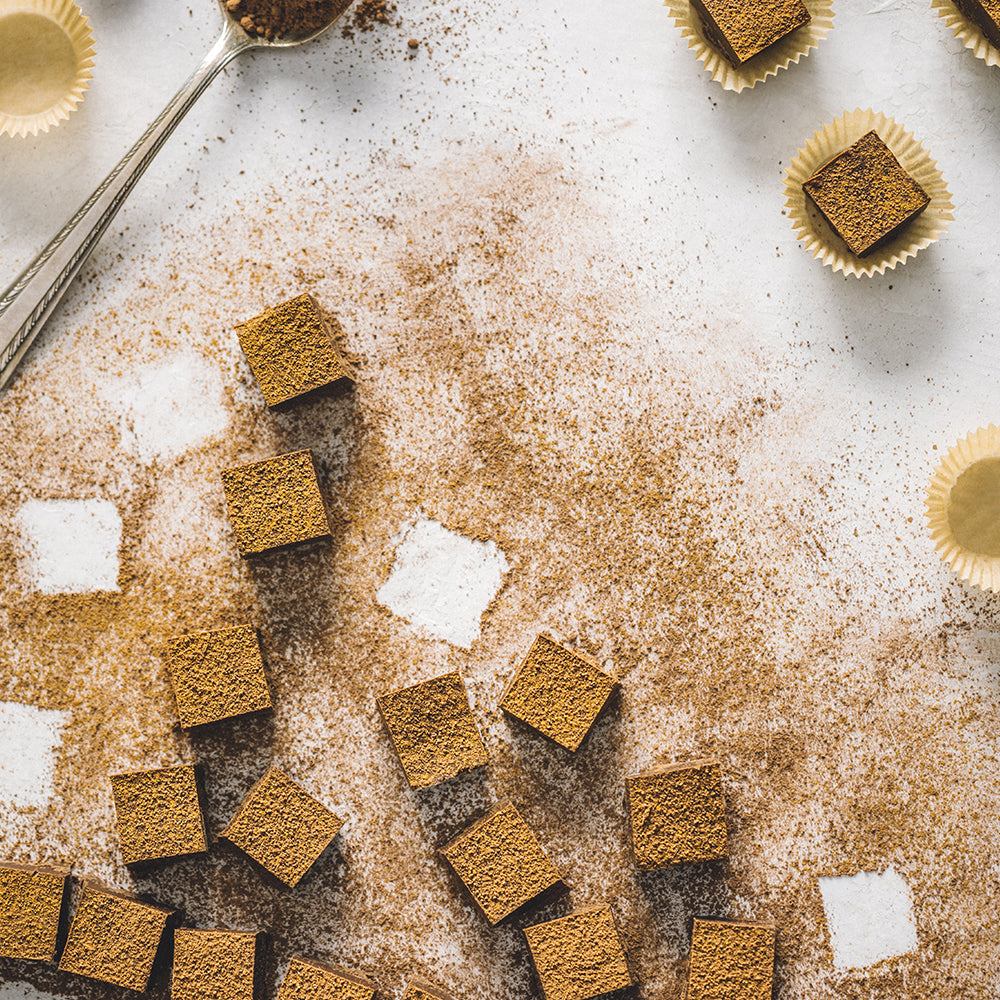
[0,0,95,138]
[926,426,1000,593]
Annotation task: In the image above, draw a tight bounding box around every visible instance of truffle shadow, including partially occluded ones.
[183,715,279,837]
[635,858,733,931]
[411,767,494,845]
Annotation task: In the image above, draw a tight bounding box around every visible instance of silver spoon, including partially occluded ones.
[0,0,350,393]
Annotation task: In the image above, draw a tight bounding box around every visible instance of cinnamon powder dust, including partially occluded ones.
[0,151,998,1000]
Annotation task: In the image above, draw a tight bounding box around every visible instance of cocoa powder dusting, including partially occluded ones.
[225,0,349,40]
[0,151,998,1000]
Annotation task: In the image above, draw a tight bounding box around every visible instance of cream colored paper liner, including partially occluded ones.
[0,0,95,138]
[783,108,953,278]
[926,426,1000,593]
[664,0,834,93]
[932,0,1000,68]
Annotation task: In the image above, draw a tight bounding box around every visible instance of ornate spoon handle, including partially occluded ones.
[0,20,254,393]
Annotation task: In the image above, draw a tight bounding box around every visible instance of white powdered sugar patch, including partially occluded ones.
[377,518,510,649]
[101,354,229,464]
[17,498,122,594]
[818,866,918,970]
[0,701,70,809]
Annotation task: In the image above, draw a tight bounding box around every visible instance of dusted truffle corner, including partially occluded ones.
[500,634,618,751]
[236,293,355,408]
[377,670,488,789]
[802,130,930,257]
[165,624,272,729]
[171,927,265,1000]
[439,799,564,924]
[954,0,1000,48]
[221,450,331,556]
[0,861,70,962]
[58,881,173,991]
[524,904,635,1000]
[626,757,727,869]
[689,0,811,65]
[403,976,460,1000]
[111,764,207,865]
[686,918,776,1000]
[276,956,376,1000]
[221,767,344,888]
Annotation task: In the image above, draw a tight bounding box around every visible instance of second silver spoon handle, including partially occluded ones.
[0,20,254,393]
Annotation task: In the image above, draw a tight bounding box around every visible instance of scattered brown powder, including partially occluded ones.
[172,928,263,1000]
[376,671,488,789]
[0,862,69,961]
[343,0,398,36]
[221,767,344,888]
[439,798,564,924]
[221,450,331,556]
[500,633,618,751]
[58,882,173,991]
[110,764,207,866]
[626,757,728,869]
[802,131,930,258]
[523,905,634,1000]
[165,624,272,728]
[685,918,776,1000]
[276,956,377,1000]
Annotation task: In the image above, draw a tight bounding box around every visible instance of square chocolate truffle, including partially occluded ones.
[111,764,207,865]
[276,956,376,1000]
[686,918,776,1000]
[524,905,635,1000]
[0,861,70,961]
[626,757,727,869]
[955,0,1000,48]
[165,624,272,729]
[221,450,331,557]
[59,881,173,992]
[690,0,811,65]
[802,131,930,258]
[171,928,265,1000]
[403,978,458,1000]
[500,634,617,751]
[221,767,344,888]
[377,671,488,789]
[236,293,355,408]
[439,799,564,924]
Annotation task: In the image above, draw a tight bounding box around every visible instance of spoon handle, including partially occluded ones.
[0,21,254,393]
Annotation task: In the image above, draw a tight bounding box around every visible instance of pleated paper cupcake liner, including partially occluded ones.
[926,426,1000,593]
[0,0,95,138]
[932,0,1000,69]
[783,108,953,278]
[664,0,834,93]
